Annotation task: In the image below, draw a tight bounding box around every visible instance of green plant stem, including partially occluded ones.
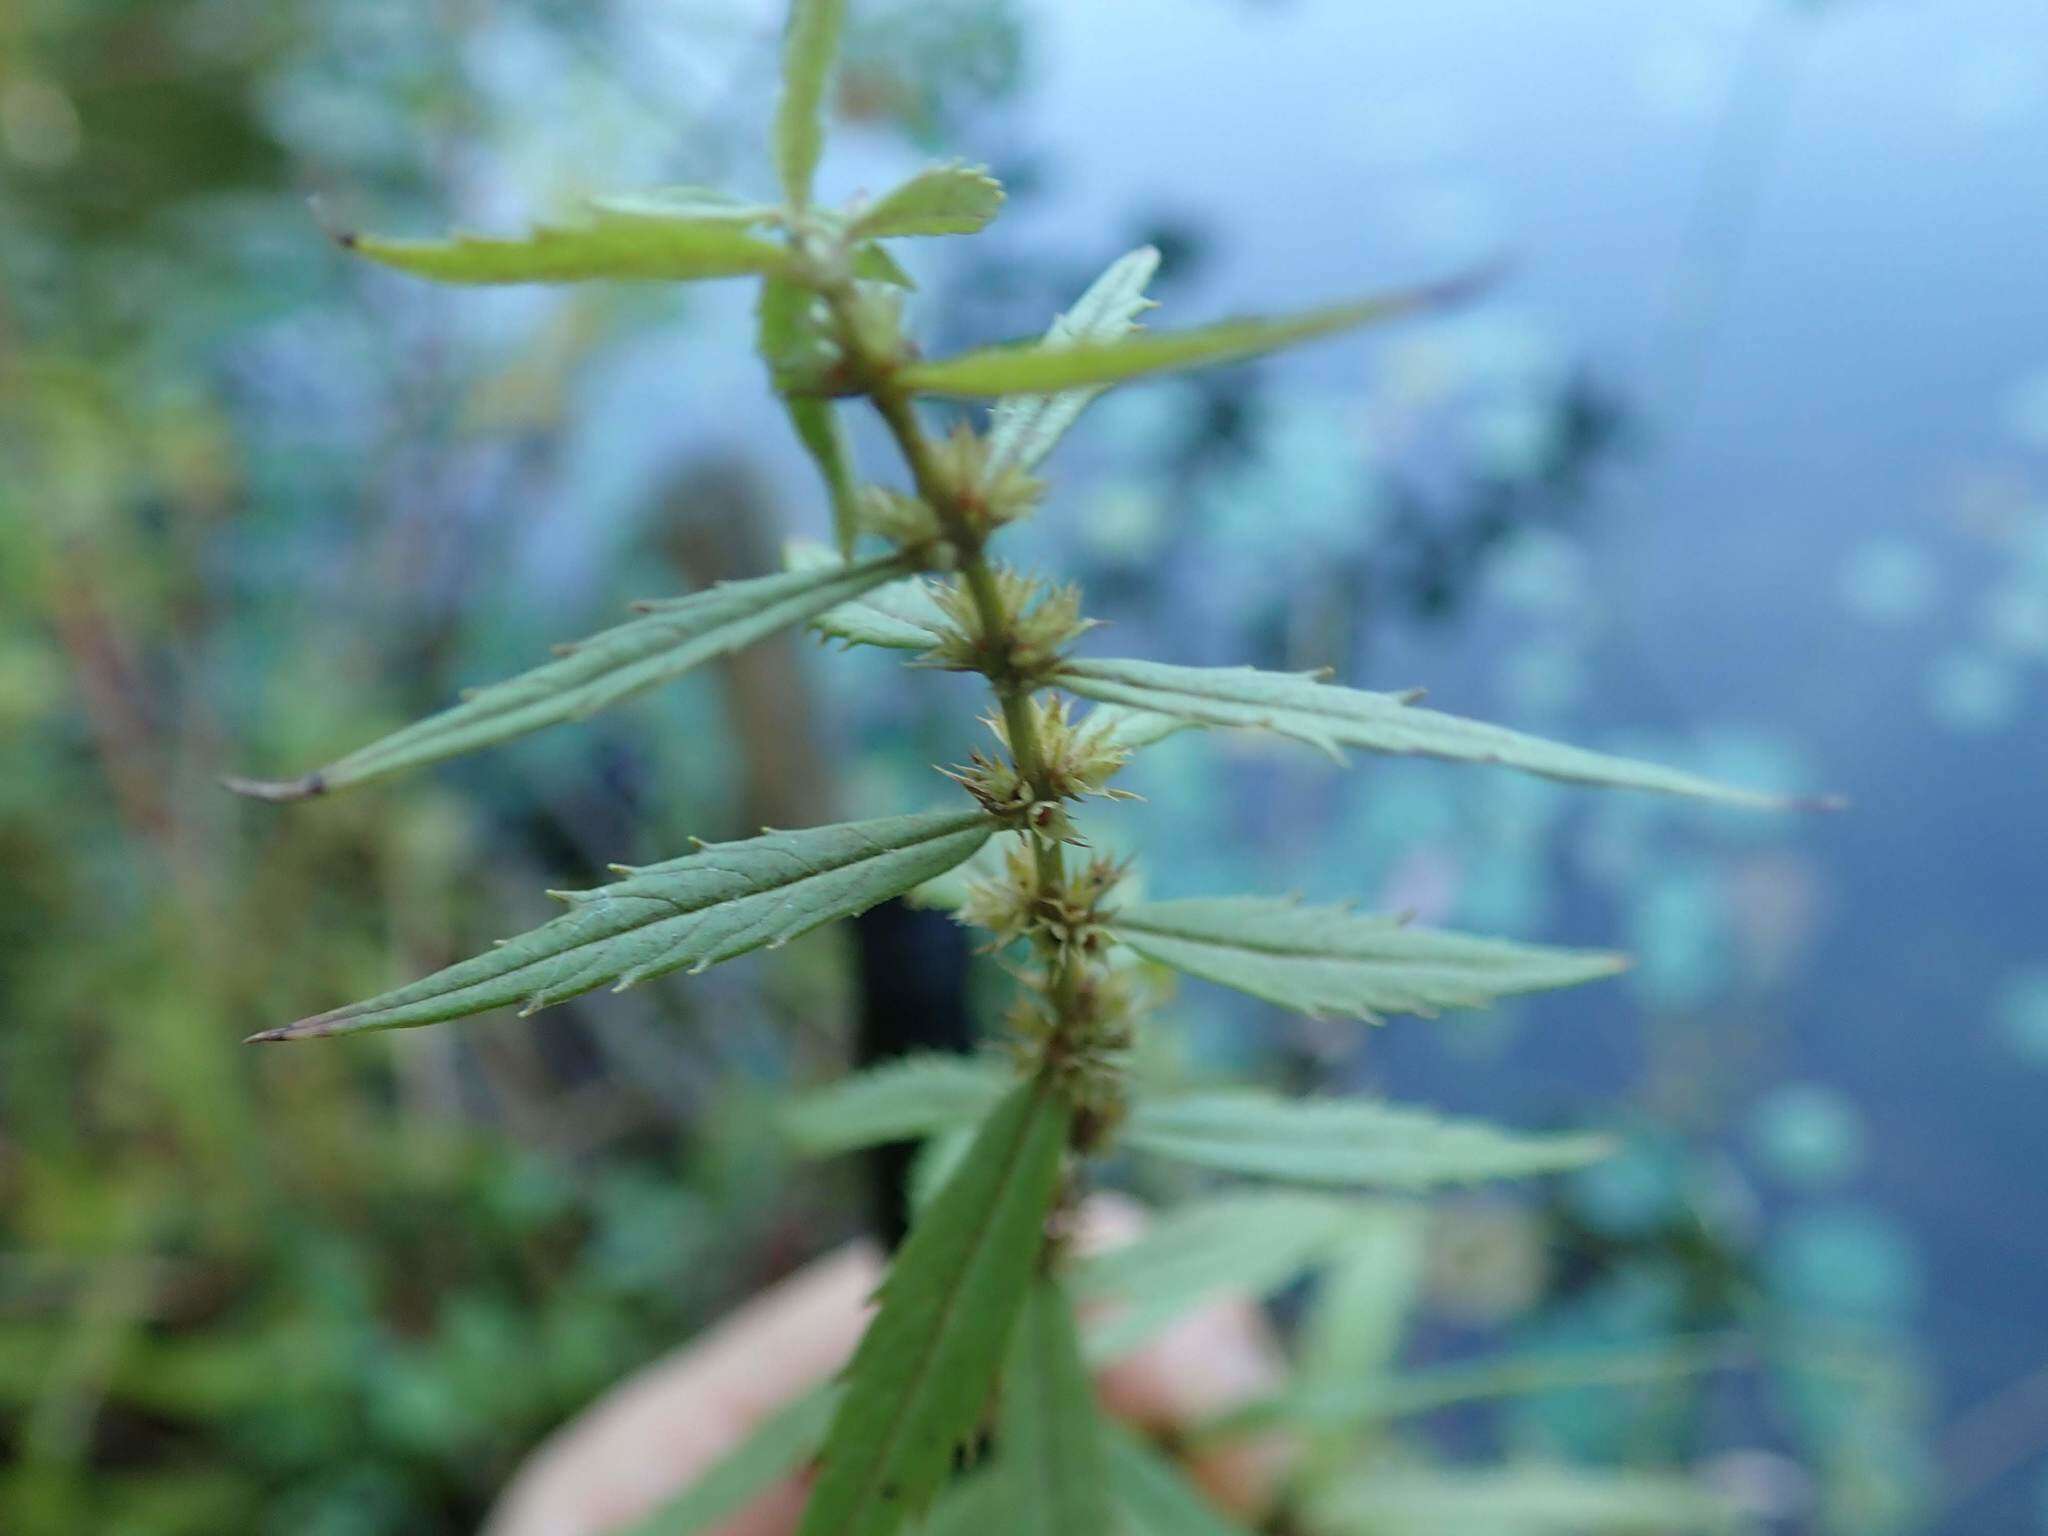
[817,277,1089,1093]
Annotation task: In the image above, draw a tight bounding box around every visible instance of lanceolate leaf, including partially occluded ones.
[620,1383,837,1536]
[1297,1207,1428,1394]
[775,0,845,210]
[1304,1464,1742,1536]
[901,271,1480,399]
[249,810,995,1041]
[788,542,953,650]
[852,162,1005,239]
[344,205,791,285]
[1086,703,1188,755]
[799,1081,1070,1536]
[1105,1422,1255,1536]
[817,578,950,650]
[903,1473,1012,1536]
[590,187,780,226]
[1001,1278,1110,1536]
[1110,896,1626,1022]
[1124,1090,1612,1189]
[780,1053,1010,1157]
[1072,1191,1365,1361]
[1059,658,1802,807]
[1220,1337,1744,1437]
[984,246,1160,479]
[792,398,860,554]
[228,555,907,800]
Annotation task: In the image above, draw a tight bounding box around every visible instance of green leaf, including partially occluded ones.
[852,162,1005,239]
[1086,704,1188,755]
[1296,1206,1427,1391]
[1104,1422,1255,1536]
[905,1473,1013,1536]
[1225,1337,1744,1437]
[590,187,781,226]
[1071,1191,1364,1361]
[1109,896,1626,1022]
[1304,1464,1743,1536]
[1058,658,1805,807]
[619,1383,837,1536]
[344,203,791,285]
[249,809,995,1041]
[984,246,1160,479]
[780,1053,1011,1157]
[852,241,917,288]
[795,398,861,554]
[775,0,845,210]
[907,1125,976,1217]
[1264,1205,1430,1478]
[1001,1278,1110,1536]
[789,541,953,650]
[760,277,861,553]
[901,271,1477,398]
[800,1080,1070,1536]
[227,555,906,800]
[1124,1090,1612,1189]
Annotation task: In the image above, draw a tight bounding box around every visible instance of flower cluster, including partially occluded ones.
[923,568,1091,686]
[924,421,1044,538]
[939,696,1134,841]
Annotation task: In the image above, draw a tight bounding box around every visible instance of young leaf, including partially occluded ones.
[1124,1090,1612,1189]
[227,555,907,800]
[1071,1191,1364,1361]
[249,809,995,1041]
[852,241,917,288]
[619,1383,837,1536]
[852,162,1005,239]
[775,0,845,210]
[794,398,861,554]
[984,246,1161,479]
[343,204,791,285]
[780,1053,1010,1157]
[799,1080,1070,1536]
[1303,1464,1742,1536]
[1001,1278,1110,1536]
[900,270,1480,398]
[1104,1422,1255,1536]
[1058,658,1804,807]
[591,187,781,226]
[1109,896,1626,1022]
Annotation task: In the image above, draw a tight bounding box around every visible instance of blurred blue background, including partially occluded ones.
[3,0,2044,1530]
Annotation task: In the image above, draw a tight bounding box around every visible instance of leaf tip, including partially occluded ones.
[222,771,327,803]
[245,1009,347,1043]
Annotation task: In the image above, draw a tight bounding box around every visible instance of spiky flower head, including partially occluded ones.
[940,699,1135,843]
[957,841,1130,956]
[926,421,1045,535]
[923,566,1092,685]
[1000,957,1146,1149]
